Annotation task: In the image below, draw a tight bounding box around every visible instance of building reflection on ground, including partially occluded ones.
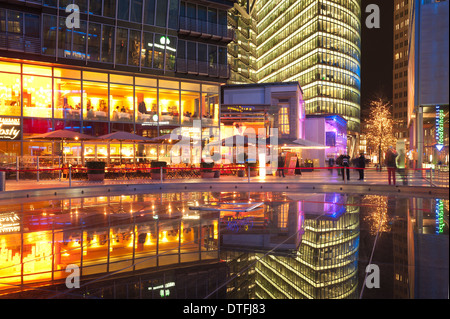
[0,191,447,299]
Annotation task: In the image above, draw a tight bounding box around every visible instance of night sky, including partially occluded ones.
[360,0,394,113]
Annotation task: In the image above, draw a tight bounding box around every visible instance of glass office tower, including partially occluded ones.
[229,0,361,151]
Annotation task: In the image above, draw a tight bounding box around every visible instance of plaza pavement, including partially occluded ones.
[1,167,446,193]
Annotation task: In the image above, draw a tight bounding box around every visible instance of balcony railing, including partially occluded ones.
[176,58,229,78]
[179,17,234,41]
[0,32,41,55]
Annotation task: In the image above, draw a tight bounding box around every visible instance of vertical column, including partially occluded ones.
[417,107,423,169]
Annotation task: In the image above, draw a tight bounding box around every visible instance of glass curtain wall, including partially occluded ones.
[0,60,220,158]
[250,0,361,133]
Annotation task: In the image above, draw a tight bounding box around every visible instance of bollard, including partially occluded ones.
[0,171,5,191]
[37,156,40,182]
[16,156,19,182]
[69,166,72,188]
[429,168,433,187]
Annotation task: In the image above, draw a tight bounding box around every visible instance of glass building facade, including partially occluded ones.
[254,195,360,299]
[0,0,234,159]
[228,0,361,147]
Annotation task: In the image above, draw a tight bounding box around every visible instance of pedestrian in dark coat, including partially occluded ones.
[357,153,366,180]
[341,154,350,181]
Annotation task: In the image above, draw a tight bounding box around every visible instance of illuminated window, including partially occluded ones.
[278,105,290,135]
[202,84,219,127]
[23,75,52,118]
[0,71,21,117]
[54,78,81,119]
[135,86,157,124]
[158,88,180,126]
[181,90,200,125]
[110,83,134,122]
[83,81,109,121]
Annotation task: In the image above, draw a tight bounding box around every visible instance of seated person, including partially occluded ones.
[138,101,148,114]
[86,106,95,118]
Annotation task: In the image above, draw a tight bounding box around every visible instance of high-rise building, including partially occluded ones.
[228,0,362,156]
[0,0,234,161]
[227,0,258,84]
[407,0,449,168]
[393,0,410,145]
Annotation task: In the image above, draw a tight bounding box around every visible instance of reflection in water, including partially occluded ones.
[223,193,360,299]
[0,192,447,299]
[362,195,392,235]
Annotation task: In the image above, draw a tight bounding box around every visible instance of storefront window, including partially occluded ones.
[110,74,133,85]
[135,86,157,124]
[0,141,20,157]
[82,121,108,137]
[23,64,52,77]
[201,85,219,126]
[82,81,108,121]
[54,119,81,133]
[181,90,200,125]
[54,68,81,79]
[135,124,158,139]
[0,72,21,117]
[159,88,179,126]
[54,78,81,120]
[23,75,52,118]
[135,77,157,87]
[110,83,134,122]
[111,122,134,134]
[22,118,52,139]
[83,71,107,82]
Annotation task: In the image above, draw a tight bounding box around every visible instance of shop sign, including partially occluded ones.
[226,105,255,113]
[0,212,21,234]
[435,199,444,234]
[435,105,444,151]
[0,117,21,140]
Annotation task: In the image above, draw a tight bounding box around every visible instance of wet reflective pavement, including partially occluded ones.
[0,190,448,299]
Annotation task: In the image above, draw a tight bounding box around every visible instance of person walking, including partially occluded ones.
[336,155,342,176]
[341,154,350,181]
[278,153,285,178]
[357,153,366,180]
[396,148,407,185]
[385,146,398,185]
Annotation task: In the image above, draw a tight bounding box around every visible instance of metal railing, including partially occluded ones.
[1,162,448,189]
[179,17,234,40]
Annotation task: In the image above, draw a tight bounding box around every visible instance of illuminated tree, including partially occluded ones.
[362,97,397,166]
